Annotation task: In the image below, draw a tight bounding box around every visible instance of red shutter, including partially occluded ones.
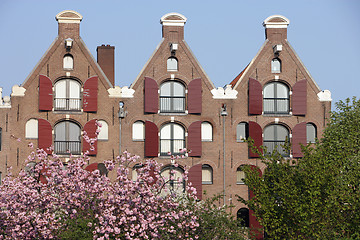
[83,76,98,112]
[292,122,306,158]
[144,77,158,113]
[292,79,307,115]
[39,165,49,184]
[39,75,53,111]
[248,78,262,115]
[248,165,263,240]
[85,163,98,172]
[145,121,158,157]
[38,119,52,154]
[248,121,263,158]
[188,164,202,200]
[188,121,201,157]
[83,119,98,155]
[188,78,202,114]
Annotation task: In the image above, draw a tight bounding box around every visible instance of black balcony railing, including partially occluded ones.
[263,140,290,157]
[160,139,186,156]
[54,141,81,155]
[160,96,185,113]
[263,98,289,114]
[54,98,81,111]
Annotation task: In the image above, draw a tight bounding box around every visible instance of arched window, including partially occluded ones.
[25,119,38,139]
[54,79,81,111]
[63,54,74,70]
[160,81,185,113]
[167,57,178,71]
[237,208,249,227]
[236,166,246,184]
[201,122,213,141]
[202,164,213,184]
[54,121,81,155]
[160,166,185,195]
[160,123,185,156]
[237,122,248,142]
[132,121,145,141]
[271,58,281,73]
[264,124,290,157]
[263,82,289,114]
[306,123,317,143]
[131,164,143,181]
[97,120,108,140]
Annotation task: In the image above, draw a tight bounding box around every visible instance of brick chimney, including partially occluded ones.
[97,45,115,86]
[55,10,83,38]
[160,13,187,42]
[263,15,290,43]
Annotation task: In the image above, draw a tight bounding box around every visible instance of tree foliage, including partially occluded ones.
[239,97,360,239]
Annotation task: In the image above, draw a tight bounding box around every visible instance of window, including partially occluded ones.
[97,120,108,141]
[160,81,185,113]
[306,123,317,143]
[132,121,145,141]
[237,122,248,142]
[54,79,81,111]
[201,122,213,141]
[271,58,281,73]
[63,54,74,70]
[263,82,289,114]
[25,119,38,139]
[160,166,185,195]
[160,123,185,156]
[167,57,178,71]
[264,124,290,157]
[236,166,246,184]
[202,164,213,184]
[237,208,249,227]
[131,164,143,181]
[54,121,81,155]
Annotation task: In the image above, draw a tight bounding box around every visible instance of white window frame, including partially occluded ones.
[201,122,213,142]
[132,121,145,141]
[25,119,38,139]
[97,120,108,141]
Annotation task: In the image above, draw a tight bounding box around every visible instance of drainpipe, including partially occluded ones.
[221,104,228,205]
[118,102,126,155]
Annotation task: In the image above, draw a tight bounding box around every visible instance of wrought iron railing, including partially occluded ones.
[263,98,289,114]
[263,140,290,157]
[54,98,81,111]
[160,139,186,156]
[54,141,81,155]
[160,96,185,113]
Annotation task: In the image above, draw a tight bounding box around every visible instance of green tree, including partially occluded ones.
[239,97,360,239]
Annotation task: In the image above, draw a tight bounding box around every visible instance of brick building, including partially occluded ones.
[0,10,331,238]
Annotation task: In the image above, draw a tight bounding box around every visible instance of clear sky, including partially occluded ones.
[0,0,359,107]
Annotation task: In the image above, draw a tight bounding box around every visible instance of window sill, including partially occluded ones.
[201,140,213,142]
[132,139,145,142]
[236,182,246,185]
[263,113,292,117]
[159,112,187,116]
[53,110,83,114]
[202,182,213,185]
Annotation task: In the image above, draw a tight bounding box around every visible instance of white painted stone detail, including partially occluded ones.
[11,85,26,97]
[107,86,135,98]
[211,85,238,99]
[317,90,332,102]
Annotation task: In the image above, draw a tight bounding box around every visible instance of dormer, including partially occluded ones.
[160,13,187,41]
[56,10,83,38]
[263,15,290,43]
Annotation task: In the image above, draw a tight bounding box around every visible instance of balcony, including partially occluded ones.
[54,98,81,111]
[54,141,81,155]
[160,139,186,156]
[160,96,185,113]
[263,98,289,115]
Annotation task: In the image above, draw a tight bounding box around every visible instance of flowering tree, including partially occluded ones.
[0,125,200,239]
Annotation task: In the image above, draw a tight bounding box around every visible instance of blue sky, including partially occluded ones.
[0,0,359,107]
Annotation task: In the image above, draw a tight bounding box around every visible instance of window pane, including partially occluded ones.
[160,82,171,96]
[236,123,247,142]
[201,122,213,141]
[132,121,144,140]
[264,125,275,141]
[307,123,316,143]
[69,80,80,98]
[25,119,38,139]
[55,122,66,141]
[202,166,212,184]
[271,58,281,73]
[173,82,184,96]
[160,124,171,139]
[237,208,249,227]
[167,58,178,71]
[237,168,245,184]
[276,125,289,140]
[63,55,73,69]
[55,80,67,98]
[276,83,288,98]
[264,84,274,98]
[98,120,108,140]
[68,122,80,141]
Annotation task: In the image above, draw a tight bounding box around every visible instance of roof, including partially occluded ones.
[230,64,249,87]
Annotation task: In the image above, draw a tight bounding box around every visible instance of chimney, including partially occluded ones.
[263,15,290,43]
[56,10,83,38]
[160,13,187,42]
[97,45,115,86]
